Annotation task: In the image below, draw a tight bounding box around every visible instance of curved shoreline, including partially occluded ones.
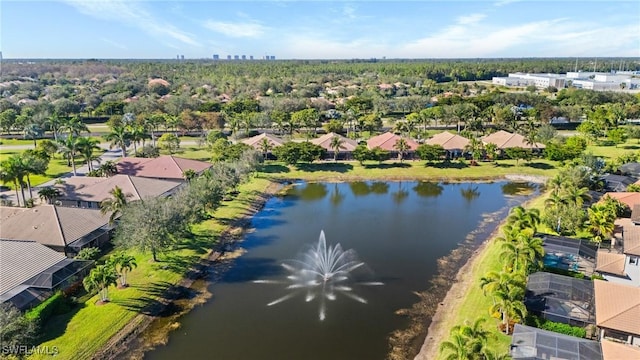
[92,180,283,360]
[91,174,544,360]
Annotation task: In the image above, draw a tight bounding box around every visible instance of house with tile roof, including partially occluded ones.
[116,155,211,181]
[510,324,602,360]
[594,280,640,347]
[366,132,419,159]
[0,205,112,255]
[54,174,182,209]
[311,132,358,160]
[241,133,285,152]
[425,131,469,158]
[601,192,640,209]
[600,339,640,360]
[482,130,545,150]
[0,240,93,310]
[596,218,640,287]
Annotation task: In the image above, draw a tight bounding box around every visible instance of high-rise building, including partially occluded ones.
[213,54,219,60]
[234,55,239,60]
[249,55,254,60]
[227,55,232,60]
[241,55,246,60]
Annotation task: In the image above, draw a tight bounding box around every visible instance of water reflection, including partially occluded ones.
[329,183,345,206]
[350,181,371,197]
[295,182,328,201]
[413,181,444,197]
[392,182,410,204]
[370,182,390,195]
[501,182,537,196]
[460,185,481,202]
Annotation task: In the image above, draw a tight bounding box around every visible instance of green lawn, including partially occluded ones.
[435,192,550,359]
[0,138,38,146]
[259,158,558,181]
[585,139,640,160]
[0,150,103,190]
[29,177,275,360]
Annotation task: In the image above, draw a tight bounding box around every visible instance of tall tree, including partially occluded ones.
[104,125,131,157]
[393,138,410,163]
[100,186,131,225]
[38,186,62,205]
[61,116,89,136]
[77,136,101,172]
[57,134,81,175]
[83,264,118,303]
[107,252,138,287]
[330,135,345,162]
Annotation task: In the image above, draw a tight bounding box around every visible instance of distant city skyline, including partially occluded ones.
[1,0,639,59]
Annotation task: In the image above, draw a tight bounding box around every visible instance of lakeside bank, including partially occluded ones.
[29,167,549,360]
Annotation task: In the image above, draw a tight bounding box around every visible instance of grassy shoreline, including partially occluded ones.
[29,177,280,360]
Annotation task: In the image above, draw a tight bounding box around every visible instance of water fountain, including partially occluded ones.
[254,230,383,321]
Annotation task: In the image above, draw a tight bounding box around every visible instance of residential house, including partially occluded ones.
[481,130,545,151]
[54,174,182,209]
[594,280,640,347]
[510,324,602,360]
[600,339,640,360]
[620,162,640,177]
[116,155,212,181]
[0,205,112,256]
[601,192,640,210]
[311,132,358,160]
[601,174,635,192]
[0,240,93,310]
[241,133,285,156]
[597,218,640,287]
[425,131,469,158]
[524,272,595,327]
[366,132,419,159]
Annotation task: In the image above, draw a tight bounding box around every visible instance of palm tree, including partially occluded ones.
[77,136,101,172]
[107,252,138,288]
[258,138,274,160]
[500,232,544,274]
[38,186,61,204]
[479,271,525,300]
[97,161,118,177]
[506,206,540,231]
[182,169,197,182]
[587,205,616,243]
[393,138,410,163]
[546,174,565,195]
[23,123,42,147]
[47,113,64,141]
[127,124,149,155]
[330,135,344,162]
[439,331,472,360]
[0,163,22,207]
[20,152,48,199]
[563,185,592,207]
[0,155,27,206]
[60,116,89,136]
[57,134,81,175]
[104,125,131,157]
[100,186,131,225]
[464,137,483,165]
[83,264,118,303]
[490,282,527,335]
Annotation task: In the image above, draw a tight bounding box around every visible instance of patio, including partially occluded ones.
[539,234,598,276]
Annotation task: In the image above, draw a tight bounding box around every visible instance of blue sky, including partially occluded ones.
[2,1,639,59]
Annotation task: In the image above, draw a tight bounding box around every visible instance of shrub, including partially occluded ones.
[24,292,71,326]
[525,315,587,338]
[76,247,101,260]
[135,144,160,158]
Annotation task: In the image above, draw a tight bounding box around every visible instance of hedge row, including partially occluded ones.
[24,292,72,326]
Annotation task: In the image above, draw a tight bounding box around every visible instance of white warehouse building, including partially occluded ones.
[492,73,566,89]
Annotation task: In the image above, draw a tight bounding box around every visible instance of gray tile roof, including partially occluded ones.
[0,205,110,248]
[56,175,181,203]
[0,240,66,296]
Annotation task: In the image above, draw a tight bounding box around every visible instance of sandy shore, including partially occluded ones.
[413,234,496,360]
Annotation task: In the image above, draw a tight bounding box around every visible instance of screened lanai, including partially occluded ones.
[511,324,603,360]
[539,234,598,275]
[525,272,595,326]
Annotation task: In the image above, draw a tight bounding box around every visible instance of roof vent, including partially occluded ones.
[33,225,38,229]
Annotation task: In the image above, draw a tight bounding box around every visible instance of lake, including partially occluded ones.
[143,180,537,360]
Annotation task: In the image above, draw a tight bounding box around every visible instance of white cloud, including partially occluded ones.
[63,0,200,47]
[456,13,486,25]
[203,20,267,38]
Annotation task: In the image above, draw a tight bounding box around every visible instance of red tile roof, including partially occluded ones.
[366,132,419,151]
[116,155,211,180]
[602,192,640,209]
